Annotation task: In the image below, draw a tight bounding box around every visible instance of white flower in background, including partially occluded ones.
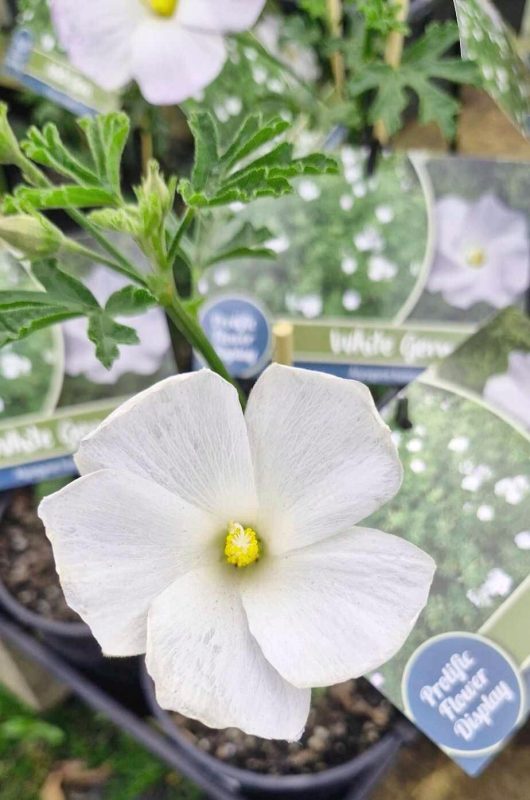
[39,366,434,738]
[50,0,267,104]
[340,194,354,212]
[494,475,529,506]
[354,228,383,253]
[345,166,363,185]
[297,180,321,202]
[427,194,529,309]
[368,256,397,282]
[0,349,31,380]
[483,352,530,431]
[514,531,530,550]
[375,205,395,225]
[467,568,513,609]
[341,256,358,275]
[370,672,385,689]
[265,235,290,254]
[63,266,170,385]
[477,504,494,522]
[342,290,361,311]
[410,459,426,474]
[448,436,469,453]
[461,464,492,492]
[353,183,367,199]
[286,293,323,319]
[255,14,320,82]
[406,439,422,453]
[213,266,231,287]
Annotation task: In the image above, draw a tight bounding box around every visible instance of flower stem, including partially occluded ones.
[326,0,346,100]
[18,155,147,285]
[163,290,246,408]
[168,207,195,267]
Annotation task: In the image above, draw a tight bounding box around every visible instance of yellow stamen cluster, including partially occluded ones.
[465,247,486,268]
[224,522,261,568]
[148,0,178,16]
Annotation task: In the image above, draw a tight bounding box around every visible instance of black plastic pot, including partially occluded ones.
[142,665,412,800]
[0,570,102,665]
[0,490,109,672]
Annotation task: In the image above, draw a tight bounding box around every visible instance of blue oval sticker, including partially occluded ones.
[198,295,271,379]
[403,632,525,756]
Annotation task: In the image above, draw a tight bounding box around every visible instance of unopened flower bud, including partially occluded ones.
[0,214,65,258]
[140,160,175,216]
[0,103,24,166]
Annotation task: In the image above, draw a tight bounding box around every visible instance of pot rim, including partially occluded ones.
[0,489,90,637]
[0,574,91,637]
[141,661,404,792]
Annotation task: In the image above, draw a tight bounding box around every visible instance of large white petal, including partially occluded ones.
[76,371,258,525]
[245,365,402,554]
[146,566,310,739]
[50,0,148,91]
[241,528,435,688]
[178,0,266,33]
[39,469,220,656]
[131,20,226,105]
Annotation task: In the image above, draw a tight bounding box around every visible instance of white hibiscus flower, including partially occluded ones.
[427,194,529,309]
[63,265,171,384]
[39,366,435,739]
[483,351,530,431]
[50,0,267,105]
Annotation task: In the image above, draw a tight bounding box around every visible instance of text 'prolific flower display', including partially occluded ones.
[39,365,435,739]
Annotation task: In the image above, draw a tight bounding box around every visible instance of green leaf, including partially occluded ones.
[5,185,117,212]
[188,111,219,192]
[88,206,140,236]
[0,290,63,308]
[403,21,460,64]
[78,112,130,193]
[22,124,100,186]
[105,285,157,315]
[206,246,275,266]
[32,260,99,310]
[348,22,477,139]
[221,116,290,169]
[87,312,139,368]
[0,304,80,346]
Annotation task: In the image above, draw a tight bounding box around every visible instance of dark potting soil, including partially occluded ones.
[169,679,394,775]
[0,487,81,623]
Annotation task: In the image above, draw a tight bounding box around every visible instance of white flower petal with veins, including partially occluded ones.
[50,0,266,104]
[39,365,434,738]
[147,566,310,739]
[240,528,434,688]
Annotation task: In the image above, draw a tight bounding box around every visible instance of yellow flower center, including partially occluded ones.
[465,246,486,268]
[224,522,261,568]
[148,0,178,16]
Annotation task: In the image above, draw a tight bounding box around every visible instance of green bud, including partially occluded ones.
[0,214,65,258]
[138,160,175,216]
[0,103,24,166]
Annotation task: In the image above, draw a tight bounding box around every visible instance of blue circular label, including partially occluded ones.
[199,295,271,379]
[403,633,525,755]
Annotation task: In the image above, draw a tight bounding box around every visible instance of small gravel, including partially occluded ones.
[0,487,81,623]
[169,679,394,775]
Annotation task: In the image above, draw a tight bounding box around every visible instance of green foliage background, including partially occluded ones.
[367,381,530,704]
[201,148,428,321]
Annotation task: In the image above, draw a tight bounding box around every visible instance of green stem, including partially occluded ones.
[168,207,195,267]
[68,210,148,285]
[18,155,146,286]
[163,291,246,409]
